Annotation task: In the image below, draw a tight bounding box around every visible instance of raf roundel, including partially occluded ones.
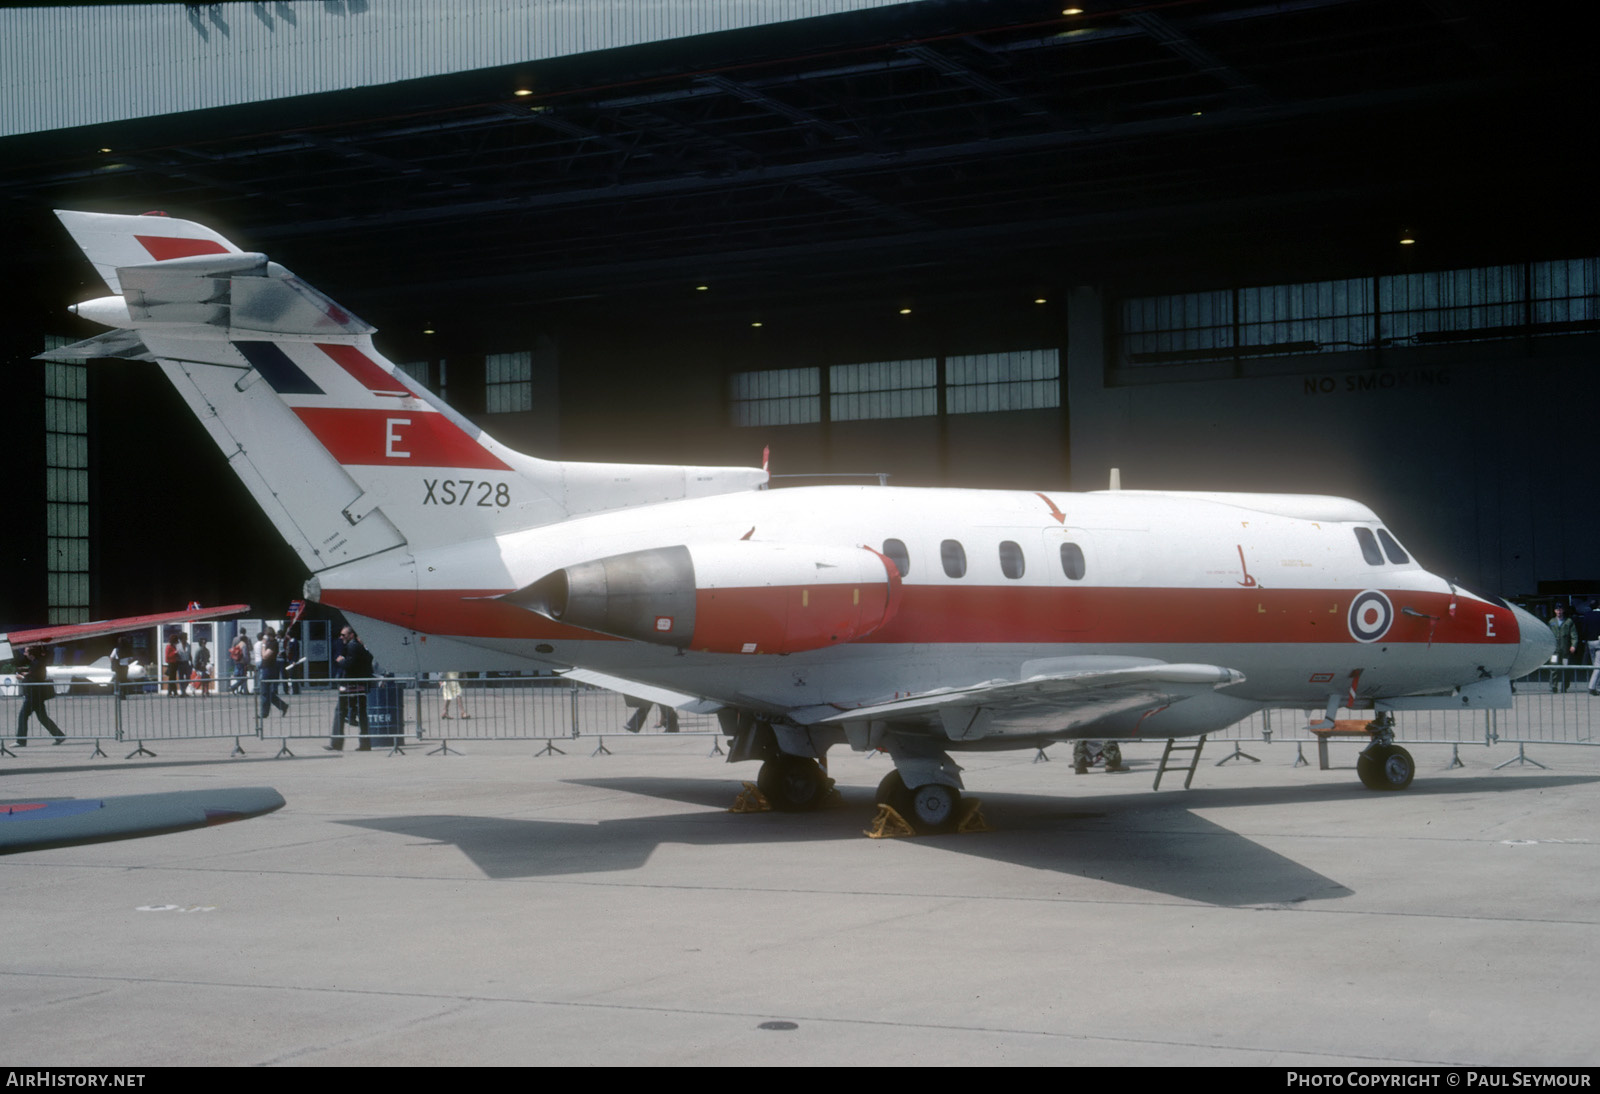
[1347,589,1394,643]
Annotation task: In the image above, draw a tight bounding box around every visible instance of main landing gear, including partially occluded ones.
[1355,712,1415,791]
[874,770,961,835]
[754,755,835,812]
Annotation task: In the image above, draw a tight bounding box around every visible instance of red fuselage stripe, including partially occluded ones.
[318,586,1517,648]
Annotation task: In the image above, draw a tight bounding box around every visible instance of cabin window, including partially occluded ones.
[941,539,967,579]
[1354,527,1384,565]
[1059,542,1086,580]
[999,541,1025,579]
[882,538,911,578]
[1376,528,1410,565]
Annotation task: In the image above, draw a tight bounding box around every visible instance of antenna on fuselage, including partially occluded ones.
[1108,467,1121,490]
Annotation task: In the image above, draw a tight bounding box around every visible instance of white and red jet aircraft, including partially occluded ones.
[42,210,1554,831]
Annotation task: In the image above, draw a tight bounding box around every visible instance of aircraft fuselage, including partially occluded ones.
[310,485,1547,741]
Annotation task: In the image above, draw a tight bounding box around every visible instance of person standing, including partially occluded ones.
[439,671,471,721]
[193,636,213,696]
[1549,604,1579,693]
[281,626,302,695]
[175,632,193,696]
[326,627,373,751]
[163,632,181,697]
[109,635,132,694]
[228,631,251,693]
[14,645,66,745]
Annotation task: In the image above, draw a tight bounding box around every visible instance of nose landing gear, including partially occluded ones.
[1356,712,1415,791]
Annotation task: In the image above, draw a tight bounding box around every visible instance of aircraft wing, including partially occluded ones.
[559,668,726,715]
[1,604,250,660]
[815,662,1245,739]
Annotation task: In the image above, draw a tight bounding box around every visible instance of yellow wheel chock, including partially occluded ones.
[863,796,990,838]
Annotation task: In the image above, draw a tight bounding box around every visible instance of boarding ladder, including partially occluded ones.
[1153,735,1206,790]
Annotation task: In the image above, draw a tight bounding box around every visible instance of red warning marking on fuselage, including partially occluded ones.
[1035,493,1066,524]
[134,235,229,261]
[291,407,511,470]
[1236,545,1258,588]
[1309,672,1335,683]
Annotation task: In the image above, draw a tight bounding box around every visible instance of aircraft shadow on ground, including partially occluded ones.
[341,771,1598,905]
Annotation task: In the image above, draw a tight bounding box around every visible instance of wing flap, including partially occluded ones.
[559,667,724,715]
[817,662,1245,737]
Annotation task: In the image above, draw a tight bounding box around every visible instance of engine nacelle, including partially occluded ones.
[506,542,902,654]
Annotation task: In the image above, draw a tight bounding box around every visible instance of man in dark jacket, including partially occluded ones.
[15,645,66,745]
[1549,604,1580,693]
[326,627,373,751]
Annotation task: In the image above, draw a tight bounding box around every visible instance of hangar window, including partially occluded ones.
[730,367,821,426]
[397,359,445,397]
[941,539,967,579]
[831,359,937,421]
[485,351,533,413]
[1239,278,1371,355]
[1381,265,1524,346]
[882,538,910,578]
[947,350,1059,413]
[41,337,90,625]
[1376,529,1410,565]
[1354,527,1384,566]
[1116,257,1598,371]
[999,541,1025,579]
[1119,290,1234,366]
[1532,258,1598,327]
[1059,542,1086,581]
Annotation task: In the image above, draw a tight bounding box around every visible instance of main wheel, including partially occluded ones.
[908,782,960,834]
[875,770,959,834]
[875,769,911,809]
[756,755,830,811]
[1356,743,1415,791]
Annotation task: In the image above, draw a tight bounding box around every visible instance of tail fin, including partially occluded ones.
[43,211,766,573]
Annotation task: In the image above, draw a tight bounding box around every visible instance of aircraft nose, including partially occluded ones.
[1508,603,1557,682]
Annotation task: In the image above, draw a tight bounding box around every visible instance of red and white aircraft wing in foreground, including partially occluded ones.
[43,210,1554,831]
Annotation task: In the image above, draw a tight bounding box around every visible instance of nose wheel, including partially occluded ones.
[1357,743,1415,791]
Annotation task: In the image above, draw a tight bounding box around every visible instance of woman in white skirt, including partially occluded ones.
[440,671,470,720]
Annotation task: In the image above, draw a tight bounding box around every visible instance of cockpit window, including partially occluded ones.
[1354,527,1384,566]
[882,538,910,578]
[1376,528,1410,565]
[940,539,967,579]
[999,541,1025,579]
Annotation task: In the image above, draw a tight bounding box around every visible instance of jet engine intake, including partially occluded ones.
[505,542,901,654]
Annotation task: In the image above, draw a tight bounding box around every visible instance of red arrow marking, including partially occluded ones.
[1035,492,1066,524]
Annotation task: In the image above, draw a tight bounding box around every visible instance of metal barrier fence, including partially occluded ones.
[1210,665,1600,748]
[4,669,1597,758]
[0,675,721,756]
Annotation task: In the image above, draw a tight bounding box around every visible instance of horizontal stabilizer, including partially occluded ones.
[38,329,153,362]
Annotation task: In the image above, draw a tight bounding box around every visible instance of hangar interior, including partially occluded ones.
[2,0,1595,627]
